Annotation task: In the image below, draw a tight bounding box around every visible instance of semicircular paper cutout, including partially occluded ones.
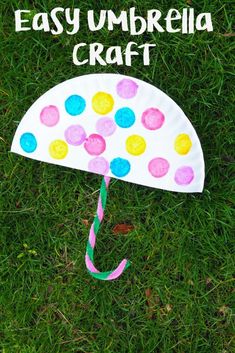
[11,74,205,281]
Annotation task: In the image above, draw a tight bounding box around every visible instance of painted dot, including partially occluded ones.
[84,134,106,156]
[40,105,60,127]
[96,117,116,137]
[64,125,86,146]
[20,133,37,153]
[175,134,192,155]
[175,166,194,185]
[148,158,170,178]
[49,140,68,159]
[116,79,138,99]
[126,135,146,156]
[115,107,135,128]
[92,92,114,115]
[142,108,165,130]
[88,157,109,175]
[65,95,86,116]
[110,158,130,178]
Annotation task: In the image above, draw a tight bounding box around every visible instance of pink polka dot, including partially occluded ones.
[148,158,170,178]
[84,134,106,156]
[96,117,116,137]
[88,157,109,175]
[116,79,138,99]
[40,105,60,127]
[142,108,165,130]
[64,125,86,146]
[175,166,194,185]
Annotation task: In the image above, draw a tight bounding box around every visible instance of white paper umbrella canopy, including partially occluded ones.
[11,74,205,281]
[11,73,205,193]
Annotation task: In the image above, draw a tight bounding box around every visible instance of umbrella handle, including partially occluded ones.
[85,176,131,280]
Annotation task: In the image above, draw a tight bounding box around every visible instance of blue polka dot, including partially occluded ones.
[65,95,86,116]
[110,158,131,177]
[115,107,135,128]
[20,133,37,153]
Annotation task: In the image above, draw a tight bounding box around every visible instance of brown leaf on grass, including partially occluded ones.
[186,0,192,4]
[222,33,235,37]
[145,288,152,299]
[145,288,154,319]
[112,224,134,234]
[82,219,89,227]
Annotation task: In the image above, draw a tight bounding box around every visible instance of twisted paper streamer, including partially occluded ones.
[85,176,130,280]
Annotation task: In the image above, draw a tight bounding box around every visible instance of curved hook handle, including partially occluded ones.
[85,176,130,280]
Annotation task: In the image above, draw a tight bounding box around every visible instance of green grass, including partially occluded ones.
[0,0,234,352]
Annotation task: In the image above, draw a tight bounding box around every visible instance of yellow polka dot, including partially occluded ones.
[175,134,192,155]
[49,140,68,159]
[126,135,146,156]
[92,92,114,115]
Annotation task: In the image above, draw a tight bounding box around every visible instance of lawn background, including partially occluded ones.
[0,1,234,352]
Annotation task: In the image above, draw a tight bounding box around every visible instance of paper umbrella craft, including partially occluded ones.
[11,73,205,281]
